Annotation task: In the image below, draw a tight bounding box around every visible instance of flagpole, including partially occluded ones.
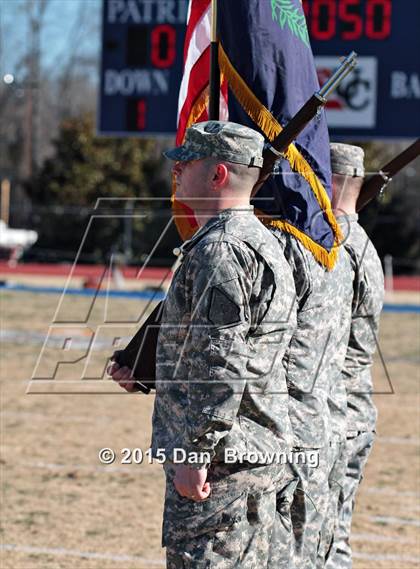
[208,0,220,120]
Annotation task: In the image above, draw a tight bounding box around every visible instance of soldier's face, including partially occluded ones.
[173,159,206,203]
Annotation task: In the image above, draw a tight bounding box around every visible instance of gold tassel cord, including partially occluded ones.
[270,220,339,271]
[185,87,210,131]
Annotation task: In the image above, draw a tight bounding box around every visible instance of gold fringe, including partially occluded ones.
[218,46,281,142]
[218,44,343,268]
[185,87,209,130]
[269,219,339,271]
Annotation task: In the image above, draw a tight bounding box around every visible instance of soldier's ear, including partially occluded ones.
[212,163,229,189]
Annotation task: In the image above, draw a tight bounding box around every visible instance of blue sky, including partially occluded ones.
[1,0,101,82]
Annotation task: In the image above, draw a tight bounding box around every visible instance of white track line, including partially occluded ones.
[353,552,420,564]
[377,402,419,411]
[376,436,420,446]
[1,411,113,423]
[361,486,420,498]
[365,515,420,528]
[0,329,120,350]
[352,532,417,544]
[0,544,165,566]
[14,460,134,474]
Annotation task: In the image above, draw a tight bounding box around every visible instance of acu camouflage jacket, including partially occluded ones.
[339,214,384,433]
[151,207,297,466]
[271,229,354,447]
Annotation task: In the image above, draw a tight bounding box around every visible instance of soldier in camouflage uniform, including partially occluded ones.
[150,121,298,568]
[316,301,351,567]
[324,143,384,569]
[269,208,353,568]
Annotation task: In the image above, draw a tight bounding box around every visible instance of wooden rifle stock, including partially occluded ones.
[356,139,420,212]
[112,302,163,393]
[253,94,326,196]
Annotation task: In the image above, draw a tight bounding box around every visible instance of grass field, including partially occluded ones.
[1,290,419,568]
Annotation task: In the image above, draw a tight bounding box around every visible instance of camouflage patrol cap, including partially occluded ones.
[330,143,365,177]
[164,121,264,167]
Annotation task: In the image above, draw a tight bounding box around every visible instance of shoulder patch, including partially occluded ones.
[208,286,241,327]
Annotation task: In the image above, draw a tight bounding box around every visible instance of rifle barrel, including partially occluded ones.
[356,139,420,211]
[255,52,359,191]
[318,51,358,99]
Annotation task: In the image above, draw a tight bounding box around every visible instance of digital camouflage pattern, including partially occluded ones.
[152,207,298,567]
[338,214,384,433]
[283,447,330,569]
[319,215,384,567]
[317,439,347,568]
[268,474,299,569]
[330,143,365,178]
[325,432,375,569]
[164,462,281,569]
[152,207,297,464]
[164,121,265,168]
[325,215,384,569]
[327,337,350,443]
[272,230,353,449]
[269,230,353,569]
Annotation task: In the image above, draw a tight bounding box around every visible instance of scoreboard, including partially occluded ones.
[303,0,420,138]
[99,0,188,136]
[99,0,420,139]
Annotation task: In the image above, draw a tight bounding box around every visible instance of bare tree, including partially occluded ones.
[23,0,50,175]
[0,0,100,226]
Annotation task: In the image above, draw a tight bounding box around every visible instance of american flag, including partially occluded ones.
[173,0,228,240]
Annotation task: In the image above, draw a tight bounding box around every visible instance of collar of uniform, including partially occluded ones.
[336,213,359,223]
[218,205,254,218]
[182,206,254,253]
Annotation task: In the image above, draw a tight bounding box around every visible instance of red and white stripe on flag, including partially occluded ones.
[173,0,228,240]
[177,0,228,143]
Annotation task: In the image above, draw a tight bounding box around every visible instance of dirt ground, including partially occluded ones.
[1,290,419,568]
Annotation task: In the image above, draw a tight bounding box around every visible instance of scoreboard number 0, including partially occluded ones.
[127,24,177,69]
[151,24,177,69]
